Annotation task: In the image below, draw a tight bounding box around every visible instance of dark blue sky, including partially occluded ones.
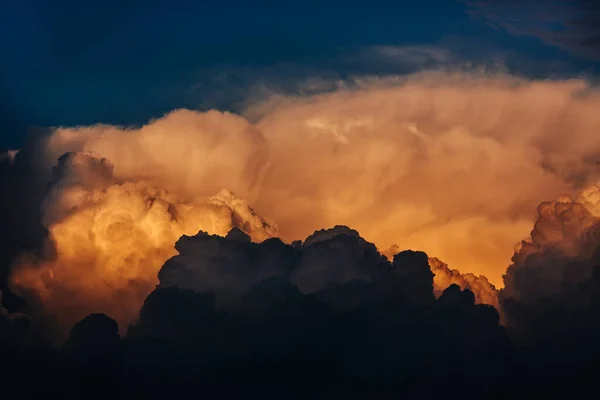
[1,0,599,148]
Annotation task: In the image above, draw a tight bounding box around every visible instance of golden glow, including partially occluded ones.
[10,154,276,332]
[10,71,600,330]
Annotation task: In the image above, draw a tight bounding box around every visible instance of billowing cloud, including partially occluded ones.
[429,257,499,309]
[382,244,499,307]
[9,152,277,336]
[158,225,403,303]
[501,185,600,344]
[121,226,506,396]
[29,71,600,288]
[503,185,600,301]
[6,68,600,392]
[6,71,600,339]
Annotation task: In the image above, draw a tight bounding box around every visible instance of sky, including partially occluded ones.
[6,4,600,396]
[2,0,600,149]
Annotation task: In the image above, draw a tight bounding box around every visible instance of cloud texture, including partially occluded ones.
[4,70,600,339]
[501,185,600,348]
[29,71,600,289]
[9,152,277,335]
[5,70,600,396]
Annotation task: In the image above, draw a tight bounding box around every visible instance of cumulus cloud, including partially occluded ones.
[429,257,499,308]
[157,226,398,299]
[503,185,600,300]
[16,72,600,290]
[7,70,600,338]
[43,109,269,201]
[120,225,507,396]
[157,228,292,303]
[9,152,277,337]
[382,244,499,307]
[501,184,600,346]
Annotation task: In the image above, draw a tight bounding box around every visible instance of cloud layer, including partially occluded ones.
[5,69,600,391]
[5,70,600,341]
[33,71,600,287]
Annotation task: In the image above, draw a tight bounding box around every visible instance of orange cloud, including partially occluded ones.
[10,152,277,335]
[10,71,600,335]
[40,72,600,286]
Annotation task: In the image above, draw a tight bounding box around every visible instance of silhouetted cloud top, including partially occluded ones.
[124,226,508,396]
[157,225,436,307]
[501,186,600,355]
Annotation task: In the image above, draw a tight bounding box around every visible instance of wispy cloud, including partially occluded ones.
[365,45,454,66]
[179,37,598,117]
[464,0,600,60]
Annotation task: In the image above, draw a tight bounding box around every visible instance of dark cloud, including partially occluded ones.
[0,134,53,311]
[0,291,32,350]
[495,187,600,398]
[157,225,434,307]
[5,219,600,397]
[1,226,511,398]
[465,0,600,60]
[5,123,600,397]
[501,190,600,341]
[125,227,509,396]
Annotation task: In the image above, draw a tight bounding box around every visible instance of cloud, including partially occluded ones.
[500,184,600,349]
[157,225,439,306]
[8,151,277,338]
[245,72,600,286]
[429,257,499,308]
[0,290,31,350]
[158,223,501,318]
[4,34,600,397]
[120,225,507,395]
[5,71,600,304]
[381,244,499,307]
[7,70,600,342]
[465,0,600,60]
[0,141,49,312]
[362,45,454,69]
[180,37,592,120]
